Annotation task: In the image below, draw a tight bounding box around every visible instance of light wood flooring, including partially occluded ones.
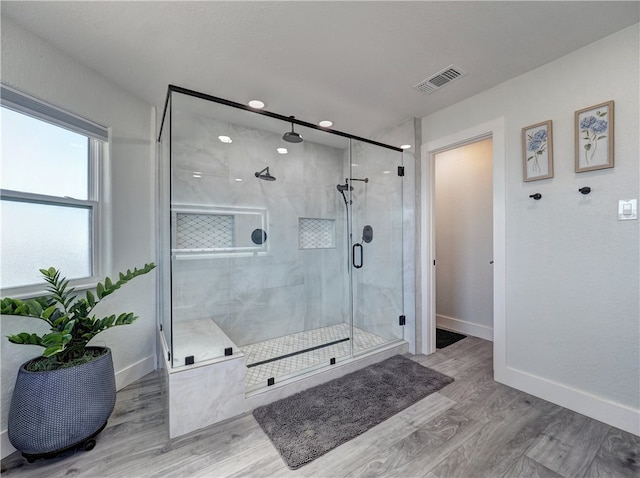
[2,336,638,477]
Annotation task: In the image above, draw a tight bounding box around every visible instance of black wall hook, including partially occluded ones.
[529,193,542,200]
[578,187,591,195]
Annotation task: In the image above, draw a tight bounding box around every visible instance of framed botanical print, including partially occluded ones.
[575,100,614,172]
[522,120,553,182]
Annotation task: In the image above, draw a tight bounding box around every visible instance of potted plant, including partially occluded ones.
[1,263,155,462]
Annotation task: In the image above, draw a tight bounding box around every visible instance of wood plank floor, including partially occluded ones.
[2,336,638,477]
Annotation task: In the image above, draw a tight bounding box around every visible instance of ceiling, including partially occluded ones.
[2,1,638,141]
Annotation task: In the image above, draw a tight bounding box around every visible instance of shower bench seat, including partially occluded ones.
[159,319,246,439]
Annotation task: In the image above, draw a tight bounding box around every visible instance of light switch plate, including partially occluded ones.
[618,199,637,220]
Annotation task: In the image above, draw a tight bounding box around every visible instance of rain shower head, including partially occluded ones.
[255,167,276,181]
[283,116,303,143]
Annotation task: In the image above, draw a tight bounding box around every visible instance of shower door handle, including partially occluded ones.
[353,243,363,269]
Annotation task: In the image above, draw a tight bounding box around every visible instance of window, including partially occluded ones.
[0,85,108,295]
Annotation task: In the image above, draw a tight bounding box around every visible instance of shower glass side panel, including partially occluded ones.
[349,140,404,351]
[158,109,172,357]
[167,91,352,385]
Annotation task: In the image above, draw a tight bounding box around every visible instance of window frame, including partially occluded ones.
[0,85,109,298]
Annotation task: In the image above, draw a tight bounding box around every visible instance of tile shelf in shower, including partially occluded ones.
[171,204,268,258]
[175,212,234,249]
[298,217,336,249]
[171,249,270,260]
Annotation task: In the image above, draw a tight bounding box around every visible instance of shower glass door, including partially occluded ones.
[349,140,404,354]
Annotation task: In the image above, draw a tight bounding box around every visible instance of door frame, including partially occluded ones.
[431,136,495,341]
[419,118,506,376]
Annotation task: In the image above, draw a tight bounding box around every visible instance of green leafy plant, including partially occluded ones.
[1,263,155,370]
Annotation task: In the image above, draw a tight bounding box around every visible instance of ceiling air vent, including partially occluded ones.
[414,65,467,95]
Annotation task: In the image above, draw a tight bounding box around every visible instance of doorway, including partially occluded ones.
[419,117,505,360]
[433,138,493,343]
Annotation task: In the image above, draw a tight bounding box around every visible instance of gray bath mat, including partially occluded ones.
[252,354,453,469]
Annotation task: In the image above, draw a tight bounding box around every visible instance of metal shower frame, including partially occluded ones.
[157,84,403,152]
[156,83,405,369]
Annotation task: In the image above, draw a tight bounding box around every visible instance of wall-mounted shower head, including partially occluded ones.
[283,116,303,143]
[255,167,276,181]
[336,182,354,207]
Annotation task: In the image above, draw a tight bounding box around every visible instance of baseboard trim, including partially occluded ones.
[1,430,15,460]
[115,354,157,391]
[2,355,157,460]
[436,314,493,342]
[495,364,640,436]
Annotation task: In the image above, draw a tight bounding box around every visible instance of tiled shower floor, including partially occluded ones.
[242,323,388,389]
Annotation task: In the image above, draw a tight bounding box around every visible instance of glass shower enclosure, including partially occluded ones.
[158,86,405,392]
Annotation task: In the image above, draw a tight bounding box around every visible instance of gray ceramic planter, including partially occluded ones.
[8,347,116,462]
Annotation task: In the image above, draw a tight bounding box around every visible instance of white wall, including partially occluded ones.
[435,138,493,339]
[1,17,157,456]
[422,24,639,434]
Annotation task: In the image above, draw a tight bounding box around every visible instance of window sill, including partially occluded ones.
[1,277,100,301]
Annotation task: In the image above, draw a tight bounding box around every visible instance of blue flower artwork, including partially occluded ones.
[576,101,613,171]
[523,121,552,181]
[580,113,608,164]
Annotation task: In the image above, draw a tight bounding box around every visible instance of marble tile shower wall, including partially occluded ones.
[170,110,349,347]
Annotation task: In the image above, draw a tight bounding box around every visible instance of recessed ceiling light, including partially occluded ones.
[193,172,202,178]
[318,120,333,128]
[351,163,359,167]
[248,100,265,109]
[400,144,412,150]
[276,147,288,154]
[234,178,243,182]
[218,135,232,143]
[383,170,391,174]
